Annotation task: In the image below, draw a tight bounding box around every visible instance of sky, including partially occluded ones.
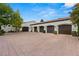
[9,3,76,22]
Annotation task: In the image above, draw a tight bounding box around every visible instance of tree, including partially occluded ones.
[0,3,13,29]
[10,10,23,32]
[0,3,13,15]
[40,19,44,22]
[70,3,79,36]
[0,3,23,33]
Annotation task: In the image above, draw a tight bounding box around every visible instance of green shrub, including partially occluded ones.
[72,31,77,36]
[76,32,79,36]
[0,30,5,36]
[53,31,57,34]
[77,31,79,36]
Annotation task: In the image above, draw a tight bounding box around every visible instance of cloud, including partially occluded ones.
[64,3,76,7]
[63,9,72,14]
[38,8,57,19]
[25,4,73,21]
[60,3,76,10]
[59,3,75,14]
[60,3,76,15]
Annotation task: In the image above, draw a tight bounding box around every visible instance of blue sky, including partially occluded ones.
[9,3,75,22]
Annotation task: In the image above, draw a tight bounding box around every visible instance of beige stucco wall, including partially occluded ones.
[1,20,77,33]
[31,20,78,33]
[22,21,36,32]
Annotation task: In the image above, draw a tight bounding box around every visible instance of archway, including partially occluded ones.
[39,26,44,32]
[34,27,38,32]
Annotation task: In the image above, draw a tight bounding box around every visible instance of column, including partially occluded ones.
[37,26,39,32]
[44,26,47,33]
[32,26,34,32]
[72,24,78,32]
[54,25,58,34]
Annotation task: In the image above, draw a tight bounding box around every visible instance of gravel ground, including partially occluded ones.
[0,32,78,56]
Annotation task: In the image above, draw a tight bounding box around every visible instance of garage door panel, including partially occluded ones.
[59,25,71,34]
[22,27,29,32]
[47,26,54,33]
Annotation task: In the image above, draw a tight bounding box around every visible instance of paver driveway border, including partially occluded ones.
[0,32,78,56]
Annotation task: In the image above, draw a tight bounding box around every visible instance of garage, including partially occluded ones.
[22,27,29,32]
[34,27,38,32]
[58,24,72,34]
[47,25,54,33]
[39,26,44,32]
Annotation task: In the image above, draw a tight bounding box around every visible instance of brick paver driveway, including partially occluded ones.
[0,32,79,56]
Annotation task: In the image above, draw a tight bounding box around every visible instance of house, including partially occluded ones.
[22,21,36,32]
[22,17,77,34]
[1,21,36,32]
[1,25,16,32]
[1,17,77,35]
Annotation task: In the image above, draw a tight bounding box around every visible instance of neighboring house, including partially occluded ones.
[23,17,77,34]
[1,25,16,32]
[1,21,36,32]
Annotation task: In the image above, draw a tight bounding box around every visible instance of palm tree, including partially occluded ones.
[40,19,44,22]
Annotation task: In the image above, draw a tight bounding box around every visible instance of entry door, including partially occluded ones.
[58,24,72,34]
[22,27,29,32]
[47,25,54,33]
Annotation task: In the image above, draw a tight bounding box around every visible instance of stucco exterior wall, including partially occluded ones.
[22,21,36,32]
[72,24,78,32]
[3,20,77,33]
[31,20,78,33]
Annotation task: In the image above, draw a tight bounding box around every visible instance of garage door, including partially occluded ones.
[39,26,44,32]
[34,27,38,32]
[22,27,29,32]
[47,25,54,33]
[58,24,72,34]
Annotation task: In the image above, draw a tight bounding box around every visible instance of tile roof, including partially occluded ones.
[31,17,70,25]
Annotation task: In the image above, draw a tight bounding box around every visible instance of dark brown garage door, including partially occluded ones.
[22,27,29,32]
[39,26,44,32]
[34,27,38,32]
[58,24,72,34]
[47,25,54,33]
